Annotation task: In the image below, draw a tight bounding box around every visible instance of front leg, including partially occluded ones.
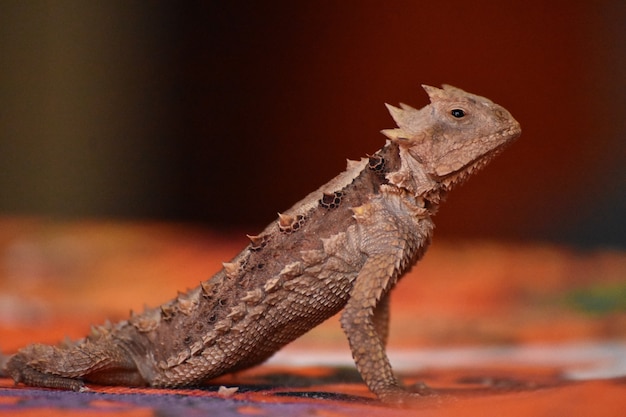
[340,254,413,403]
[373,292,390,348]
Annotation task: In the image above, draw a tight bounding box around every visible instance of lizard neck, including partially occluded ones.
[381,141,447,208]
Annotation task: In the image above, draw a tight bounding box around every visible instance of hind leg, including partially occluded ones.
[6,340,145,391]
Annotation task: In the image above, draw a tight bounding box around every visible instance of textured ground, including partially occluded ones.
[0,218,624,416]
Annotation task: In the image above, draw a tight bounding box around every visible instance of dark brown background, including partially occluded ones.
[1,1,624,247]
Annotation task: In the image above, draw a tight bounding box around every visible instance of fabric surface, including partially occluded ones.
[1,219,625,416]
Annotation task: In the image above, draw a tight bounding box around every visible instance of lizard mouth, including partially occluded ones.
[438,124,521,188]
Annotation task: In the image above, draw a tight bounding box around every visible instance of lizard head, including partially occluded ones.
[382,85,521,194]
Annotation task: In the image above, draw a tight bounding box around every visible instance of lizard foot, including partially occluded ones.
[376,385,418,404]
[376,383,442,406]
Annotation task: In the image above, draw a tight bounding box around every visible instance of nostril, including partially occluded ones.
[495,108,508,121]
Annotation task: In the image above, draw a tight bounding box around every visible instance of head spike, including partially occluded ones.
[441,84,467,94]
[383,92,431,142]
[380,128,402,140]
[399,102,417,111]
[384,103,404,125]
[421,84,444,102]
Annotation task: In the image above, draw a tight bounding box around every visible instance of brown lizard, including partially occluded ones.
[3,85,521,403]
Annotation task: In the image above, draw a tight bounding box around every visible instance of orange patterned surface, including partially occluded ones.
[1,218,625,416]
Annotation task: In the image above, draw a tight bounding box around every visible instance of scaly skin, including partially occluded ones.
[4,85,521,403]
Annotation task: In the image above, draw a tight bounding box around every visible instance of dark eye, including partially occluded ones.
[451,109,465,118]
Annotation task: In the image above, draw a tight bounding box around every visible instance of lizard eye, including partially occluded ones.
[451,109,465,118]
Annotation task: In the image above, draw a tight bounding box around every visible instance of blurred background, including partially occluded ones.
[1,1,624,248]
